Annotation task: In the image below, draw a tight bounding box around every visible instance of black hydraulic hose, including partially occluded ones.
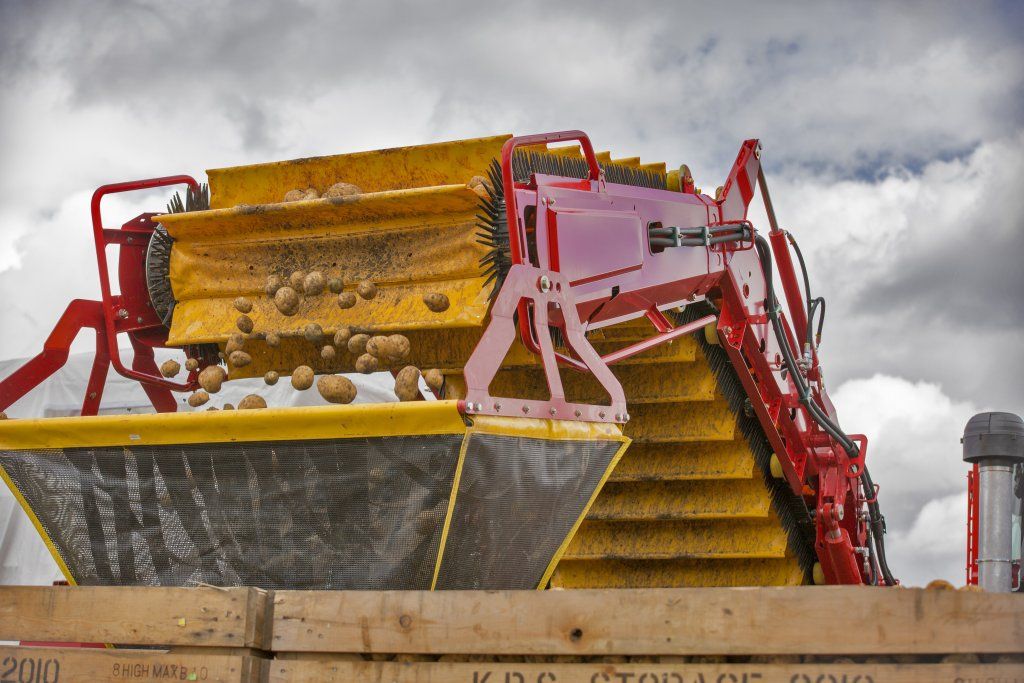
[754,234,897,585]
[786,231,826,348]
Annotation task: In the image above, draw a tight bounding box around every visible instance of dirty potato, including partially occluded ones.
[188,391,210,408]
[354,353,379,374]
[233,296,253,314]
[327,277,344,294]
[394,366,422,401]
[0,412,7,420]
[321,345,336,361]
[283,189,312,202]
[289,270,307,293]
[265,274,286,297]
[323,182,362,198]
[356,280,378,300]
[337,292,357,309]
[467,175,491,197]
[236,314,254,334]
[159,359,181,378]
[347,333,370,355]
[264,331,281,348]
[185,358,200,372]
[229,350,252,368]
[274,286,301,316]
[303,323,324,343]
[316,375,357,404]
[423,368,444,393]
[198,365,226,393]
[387,334,411,360]
[264,370,279,385]
[225,332,245,355]
[334,326,352,347]
[238,394,268,410]
[422,292,450,313]
[365,335,393,359]
[303,271,326,296]
[291,365,315,390]
[223,403,235,410]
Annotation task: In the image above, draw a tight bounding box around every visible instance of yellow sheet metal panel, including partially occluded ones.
[564,519,791,560]
[549,557,806,588]
[587,478,772,521]
[206,134,510,208]
[624,400,736,442]
[609,439,757,482]
[0,401,467,450]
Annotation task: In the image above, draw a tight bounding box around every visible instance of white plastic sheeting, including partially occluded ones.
[0,348,401,585]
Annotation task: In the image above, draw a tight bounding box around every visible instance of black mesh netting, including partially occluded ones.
[0,435,462,589]
[435,433,621,590]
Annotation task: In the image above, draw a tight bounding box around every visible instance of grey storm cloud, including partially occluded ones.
[0,0,1022,585]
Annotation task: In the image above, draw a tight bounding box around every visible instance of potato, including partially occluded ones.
[283,189,310,202]
[229,350,252,368]
[321,345,336,361]
[467,175,491,197]
[274,286,301,316]
[356,280,377,300]
[225,332,245,356]
[303,323,324,343]
[387,334,411,360]
[423,368,444,393]
[347,333,370,355]
[394,365,422,401]
[264,370,279,385]
[327,277,344,294]
[337,292,357,309]
[238,394,267,410]
[289,270,307,292]
[188,390,209,407]
[265,274,285,297]
[291,365,315,390]
[233,296,253,314]
[926,579,955,591]
[323,182,362,198]
[354,353,379,374]
[422,292,450,312]
[159,359,181,378]
[303,271,326,296]
[365,335,393,359]
[317,375,357,404]
[236,314,254,334]
[334,326,352,347]
[223,403,235,410]
[198,365,226,393]
[264,331,281,347]
[0,412,8,420]
[207,407,219,411]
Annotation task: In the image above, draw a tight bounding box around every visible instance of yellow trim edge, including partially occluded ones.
[0,401,467,450]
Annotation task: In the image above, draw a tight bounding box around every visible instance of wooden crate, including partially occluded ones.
[268,587,1024,683]
[0,586,270,682]
[1,585,1021,682]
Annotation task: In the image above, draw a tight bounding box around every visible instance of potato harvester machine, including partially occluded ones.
[0,130,896,591]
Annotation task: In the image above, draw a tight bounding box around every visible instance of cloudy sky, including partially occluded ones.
[1,1,1022,586]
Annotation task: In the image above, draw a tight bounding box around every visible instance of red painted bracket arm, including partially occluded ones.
[462,264,627,423]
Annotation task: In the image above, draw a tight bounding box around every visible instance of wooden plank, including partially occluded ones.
[270,587,1024,656]
[0,646,265,683]
[0,586,270,649]
[267,660,1024,683]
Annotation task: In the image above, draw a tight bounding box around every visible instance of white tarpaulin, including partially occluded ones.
[0,348,402,585]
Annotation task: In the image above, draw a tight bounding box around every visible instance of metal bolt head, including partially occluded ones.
[522,405,530,414]
[624,413,630,422]
[598,411,606,419]
[136,316,144,324]
[574,409,582,418]
[494,403,501,412]
[549,408,556,416]
[116,308,129,320]
[538,275,551,293]
[836,505,845,521]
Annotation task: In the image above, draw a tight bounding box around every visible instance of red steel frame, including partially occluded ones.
[0,176,204,416]
[461,130,876,584]
[966,463,980,585]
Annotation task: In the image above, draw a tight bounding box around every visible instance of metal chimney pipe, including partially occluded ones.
[963,412,1024,592]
